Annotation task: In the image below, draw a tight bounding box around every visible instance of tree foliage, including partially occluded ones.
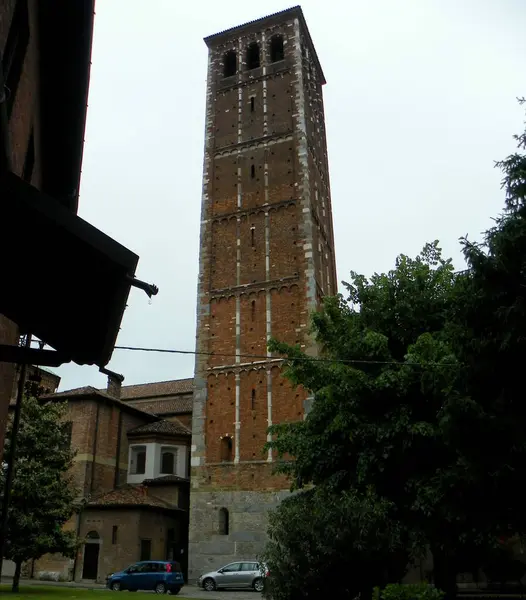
[0,396,78,591]
[264,100,526,599]
[261,487,407,600]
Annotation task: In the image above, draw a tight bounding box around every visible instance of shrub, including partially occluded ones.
[380,583,445,600]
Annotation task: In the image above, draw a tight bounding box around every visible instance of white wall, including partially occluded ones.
[127,442,188,484]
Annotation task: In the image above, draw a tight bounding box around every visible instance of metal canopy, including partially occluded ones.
[0,171,140,367]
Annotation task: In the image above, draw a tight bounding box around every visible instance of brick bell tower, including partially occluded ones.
[189,6,337,578]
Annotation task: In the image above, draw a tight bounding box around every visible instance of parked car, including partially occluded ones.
[106,560,184,594]
[198,560,267,592]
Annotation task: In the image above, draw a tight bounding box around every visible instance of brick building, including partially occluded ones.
[4,377,193,583]
[0,0,95,464]
[189,6,337,579]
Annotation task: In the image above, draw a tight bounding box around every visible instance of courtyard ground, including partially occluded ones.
[0,582,261,600]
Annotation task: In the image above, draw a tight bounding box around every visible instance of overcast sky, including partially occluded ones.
[55,0,526,392]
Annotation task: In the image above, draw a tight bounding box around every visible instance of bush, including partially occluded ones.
[380,583,445,600]
[260,487,408,600]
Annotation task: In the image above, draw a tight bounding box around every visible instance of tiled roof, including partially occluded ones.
[37,387,159,420]
[143,475,190,486]
[128,396,192,416]
[87,486,174,509]
[128,419,191,437]
[119,378,193,400]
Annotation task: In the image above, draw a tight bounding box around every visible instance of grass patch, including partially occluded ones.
[0,585,193,599]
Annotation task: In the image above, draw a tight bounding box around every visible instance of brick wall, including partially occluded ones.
[189,8,336,579]
[0,0,45,462]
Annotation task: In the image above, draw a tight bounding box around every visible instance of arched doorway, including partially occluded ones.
[82,531,100,580]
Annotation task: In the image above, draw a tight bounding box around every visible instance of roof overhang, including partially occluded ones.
[37,0,96,212]
[0,172,139,367]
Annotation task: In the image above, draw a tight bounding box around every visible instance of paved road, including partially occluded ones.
[178,585,261,599]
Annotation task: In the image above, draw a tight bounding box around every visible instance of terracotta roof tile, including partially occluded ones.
[119,378,193,400]
[128,419,191,436]
[38,387,159,420]
[87,486,173,509]
[128,396,192,416]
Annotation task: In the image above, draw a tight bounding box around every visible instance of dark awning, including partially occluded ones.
[0,171,140,367]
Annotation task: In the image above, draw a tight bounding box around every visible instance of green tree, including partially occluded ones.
[451,97,526,569]
[264,100,526,599]
[261,486,408,600]
[0,396,78,592]
[266,241,465,597]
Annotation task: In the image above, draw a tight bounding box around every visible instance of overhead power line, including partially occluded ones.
[113,345,461,368]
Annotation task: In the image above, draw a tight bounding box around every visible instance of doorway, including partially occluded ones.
[82,531,100,580]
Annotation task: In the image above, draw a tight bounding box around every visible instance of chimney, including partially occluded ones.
[107,373,123,399]
[99,367,124,399]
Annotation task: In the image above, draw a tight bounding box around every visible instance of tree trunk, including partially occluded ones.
[12,559,22,593]
[432,547,457,600]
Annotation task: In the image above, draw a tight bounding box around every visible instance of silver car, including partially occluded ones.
[198,560,266,592]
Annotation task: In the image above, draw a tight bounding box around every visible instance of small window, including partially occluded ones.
[140,539,152,561]
[86,530,100,540]
[112,526,118,545]
[220,436,233,462]
[223,50,236,77]
[251,389,256,410]
[131,446,147,475]
[246,42,260,70]
[251,300,256,321]
[161,449,176,475]
[61,421,73,450]
[250,97,255,112]
[250,225,255,246]
[270,35,285,63]
[250,165,255,178]
[219,508,230,535]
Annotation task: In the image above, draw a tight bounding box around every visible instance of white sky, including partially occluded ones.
[55,0,526,391]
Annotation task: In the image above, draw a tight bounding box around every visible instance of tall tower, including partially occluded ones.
[189,6,337,578]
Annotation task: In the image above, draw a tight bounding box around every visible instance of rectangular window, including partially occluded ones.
[112,526,118,545]
[140,539,151,561]
[2,0,30,118]
[61,421,73,450]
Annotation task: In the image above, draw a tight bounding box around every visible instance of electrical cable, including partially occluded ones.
[113,345,461,367]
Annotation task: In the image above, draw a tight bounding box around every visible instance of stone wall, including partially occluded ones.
[189,488,291,579]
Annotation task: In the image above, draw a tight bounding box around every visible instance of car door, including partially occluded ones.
[134,562,154,590]
[121,563,142,590]
[239,562,259,587]
[216,562,243,588]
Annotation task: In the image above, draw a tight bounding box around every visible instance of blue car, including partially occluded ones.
[106,560,184,595]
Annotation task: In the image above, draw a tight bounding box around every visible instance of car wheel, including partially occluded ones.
[253,577,265,592]
[111,582,121,592]
[155,582,167,594]
[203,578,216,591]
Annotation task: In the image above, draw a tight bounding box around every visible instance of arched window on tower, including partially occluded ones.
[270,35,284,63]
[223,50,237,78]
[219,507,229,535]
[246,42,260,70]
[220,435,233,462]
